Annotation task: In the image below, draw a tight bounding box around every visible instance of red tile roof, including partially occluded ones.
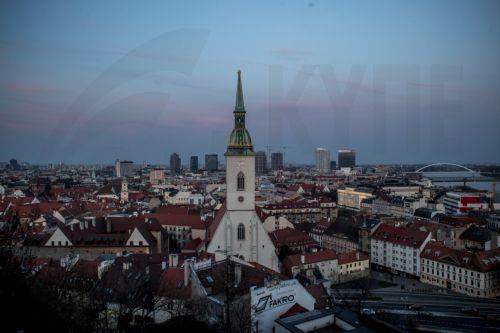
[182,237,203,251]
[338,251,369,265]
[264,200,321,211]
[155,205,200,215]
[421,241,500,273]
[310,218,333,235]
[207,203,226,241]
[280,303,308,318]
[305,284,330,309]
[284,250,338,267]
[440,216,487,227]
[143,212,205,230]
[270,228,317,249]
[157,267,191,298]
[372,224,430,248]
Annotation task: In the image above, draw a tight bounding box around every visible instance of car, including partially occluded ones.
[417,312,434,320]
[460,307,478,314]
[485,315,500,323]
[361,308,376,315]
[409,304,424,310]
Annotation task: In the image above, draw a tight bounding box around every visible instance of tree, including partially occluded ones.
[331,276,372,314]
[229,296,252,333]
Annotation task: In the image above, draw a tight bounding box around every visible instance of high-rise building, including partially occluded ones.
[170,153,181,174]
[338,149,356,169]
[115,159,134,178]
[9,158,20,171]
[271,152,284,171]
[255,151,267,174]
[115,159,120,177]
[207,70,278,271]
[149,168,165,185]
[190,156,199,172]
[315,148,331,173]
[205,154,218,172]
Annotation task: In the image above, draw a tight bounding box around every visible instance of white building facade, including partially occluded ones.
[315,148,331,173]
[371,224,431,277]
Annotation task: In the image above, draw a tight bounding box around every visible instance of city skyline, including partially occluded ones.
[2,3,500,331]
[1,1,500,165]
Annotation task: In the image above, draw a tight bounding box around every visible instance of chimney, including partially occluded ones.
[300,255,305,264]
[106,218,111,233]
[235,264,242,286]
[162,258,167,270]
[169,253,179,268]
[356,252,360,261]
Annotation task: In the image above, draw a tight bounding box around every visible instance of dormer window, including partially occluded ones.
[237,172,245,191]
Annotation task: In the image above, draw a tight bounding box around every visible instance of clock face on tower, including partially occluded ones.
[238,196,244,202]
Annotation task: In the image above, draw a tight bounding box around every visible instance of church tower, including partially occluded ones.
[225,70,255,211]
[207,71,278,271]
[120,179,129,203]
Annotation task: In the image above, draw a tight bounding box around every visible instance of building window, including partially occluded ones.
[237,223,245,240]
[237,172,245,191]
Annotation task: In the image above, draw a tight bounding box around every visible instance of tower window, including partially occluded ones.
[237,223,245,240]
[237,172,245,191]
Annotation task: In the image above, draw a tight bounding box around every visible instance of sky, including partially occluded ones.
[1,0,499,165]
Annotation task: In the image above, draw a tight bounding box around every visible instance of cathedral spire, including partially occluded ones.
[226,70,254,156]
[235,70,245,112]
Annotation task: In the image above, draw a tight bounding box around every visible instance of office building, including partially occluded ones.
[115,160,133,178]
[315,148,331,173]
[170,153,181,174]
[205,154,218,172]
[190,156,198,172]
[149,168,165,185]
[337,187,375,210]
[338,149,356,169]
[255,151,267,174]
[443,192,488,215]
[271,152,284,171]
[9,159,21,171]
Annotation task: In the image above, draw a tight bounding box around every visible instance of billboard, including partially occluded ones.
[250,279,315,333]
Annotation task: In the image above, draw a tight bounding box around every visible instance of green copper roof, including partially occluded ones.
[235,70,245,112]
[226,70,254,156]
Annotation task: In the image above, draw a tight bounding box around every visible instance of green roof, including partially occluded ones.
[226,70,254,156]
